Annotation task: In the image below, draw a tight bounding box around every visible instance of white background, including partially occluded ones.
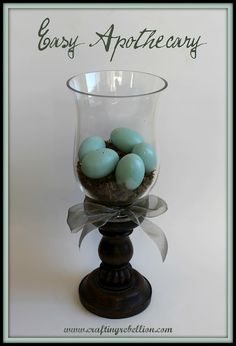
[9,8,227,338]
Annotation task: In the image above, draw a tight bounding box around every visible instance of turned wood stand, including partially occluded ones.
[79,218,152,319]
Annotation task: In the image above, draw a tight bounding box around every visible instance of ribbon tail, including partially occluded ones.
[141,218,168,262]
[78,213,117,248]
[79,223,98,248]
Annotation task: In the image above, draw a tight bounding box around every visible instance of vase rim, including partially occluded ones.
[66,69,168,98]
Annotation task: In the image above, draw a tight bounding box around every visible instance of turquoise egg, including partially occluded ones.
[115,154,145,190]
[110,127,144,153]
[81,148,119,179]
[132,142,157,173]
[78,136,105,161]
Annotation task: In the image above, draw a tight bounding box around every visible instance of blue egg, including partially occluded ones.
[81,148,119,179]
[110,127,144,153]
[78,136,105,161]
[132,142,157,173]
[115,154,145,190]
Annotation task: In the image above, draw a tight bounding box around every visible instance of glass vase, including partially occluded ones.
[67,70,168,206]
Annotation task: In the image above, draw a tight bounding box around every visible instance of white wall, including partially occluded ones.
[9,8,228,338]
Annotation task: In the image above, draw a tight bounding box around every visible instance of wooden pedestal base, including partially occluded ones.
[79,268,151,319]
[78,218,152,319]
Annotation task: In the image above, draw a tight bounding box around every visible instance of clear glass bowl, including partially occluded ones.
[67,70,168,206]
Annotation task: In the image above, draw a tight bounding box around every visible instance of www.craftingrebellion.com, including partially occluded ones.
[37,18,206,60]
[64,324,173,336]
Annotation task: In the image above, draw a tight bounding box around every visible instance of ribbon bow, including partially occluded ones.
[67,195,168,262]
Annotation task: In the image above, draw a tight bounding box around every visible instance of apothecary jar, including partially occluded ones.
[67,70,168,206]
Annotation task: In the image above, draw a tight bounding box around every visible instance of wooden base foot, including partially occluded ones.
[79,268,152,319]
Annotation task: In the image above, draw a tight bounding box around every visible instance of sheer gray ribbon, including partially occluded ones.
[67,195,168,262]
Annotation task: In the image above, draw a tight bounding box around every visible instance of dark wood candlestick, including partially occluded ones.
[79,218,152,318]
